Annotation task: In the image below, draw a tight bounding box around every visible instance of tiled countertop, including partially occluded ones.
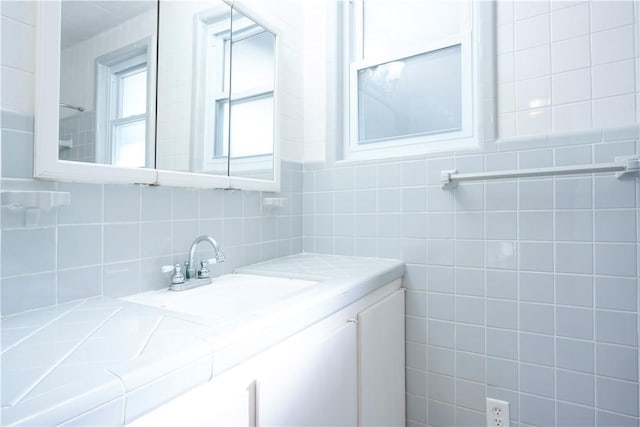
[1,254,404,426]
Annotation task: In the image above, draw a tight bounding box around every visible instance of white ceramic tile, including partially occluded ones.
[590,0,634,32]
[498,83,516,113]
[550,2,589,41]
[593,94,637,128]
[516,76,551,111]
[0,17,35,72]
[552,68,591,105]
[551,35,590,73]
[497,23,515,54]
[515,0,550,20]
[515,13,550,50]
[591,25,635,65]
[552,102,592,132]
[592,60,636,99]
[515,45,551,80]
[497,53,515,83]
[555,211,593,241]
[516,108,552,135]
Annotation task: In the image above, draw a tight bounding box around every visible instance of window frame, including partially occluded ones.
[95,40,153,167]
[341,0,485,161]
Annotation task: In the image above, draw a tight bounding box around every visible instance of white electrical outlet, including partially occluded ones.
[486,398,510,427]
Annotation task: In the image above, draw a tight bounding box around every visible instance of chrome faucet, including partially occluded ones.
[161,235,225,291]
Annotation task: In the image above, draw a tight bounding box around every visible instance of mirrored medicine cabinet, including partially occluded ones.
[34,0,280,191]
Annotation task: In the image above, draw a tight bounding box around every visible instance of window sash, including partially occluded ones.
[343,0,479,161]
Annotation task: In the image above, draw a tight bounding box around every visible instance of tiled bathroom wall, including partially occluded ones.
[1,111,303,315]
[301,0,640,425]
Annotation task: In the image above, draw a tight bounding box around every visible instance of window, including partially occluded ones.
[342,0,487,160]
[96,42,151,168]
[200,14,275,174]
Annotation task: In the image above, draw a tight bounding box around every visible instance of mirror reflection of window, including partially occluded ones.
[58,0,156,167]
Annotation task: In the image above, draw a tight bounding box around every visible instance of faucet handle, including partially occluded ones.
[161,264,185,285]
[198,260,210,279]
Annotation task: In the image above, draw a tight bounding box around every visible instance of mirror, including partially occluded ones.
[35,0,279,190]
[57,0,157,168]
[156,2,277,183]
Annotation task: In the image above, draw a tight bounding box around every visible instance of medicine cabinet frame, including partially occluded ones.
[34,0,282,192]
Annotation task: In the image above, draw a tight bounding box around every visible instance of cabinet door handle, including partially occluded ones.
[347,319,359,324]
[248,380,259,427]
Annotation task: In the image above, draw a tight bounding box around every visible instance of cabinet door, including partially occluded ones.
[257,321,358,426]
[128,367,255,427]
[358,290,405,427]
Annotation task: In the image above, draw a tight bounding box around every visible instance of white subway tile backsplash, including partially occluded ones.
[591,25,635,66]
[551,35,590,73]
[550,2,589,41]
[590,0,635,32]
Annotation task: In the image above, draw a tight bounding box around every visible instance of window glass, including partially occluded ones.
[114,120,146,167]
[216,96,273,158]
[362,0,461,60]
[120,68,147,118]
[230,31,275,94]
[357,44,462,143]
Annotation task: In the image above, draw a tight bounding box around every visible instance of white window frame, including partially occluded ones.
[342,0,485,161]
[95,40,153,167]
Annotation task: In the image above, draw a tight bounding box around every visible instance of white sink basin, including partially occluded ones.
[122,274,318,322]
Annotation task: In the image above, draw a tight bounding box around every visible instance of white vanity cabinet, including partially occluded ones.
[129,282,404,427]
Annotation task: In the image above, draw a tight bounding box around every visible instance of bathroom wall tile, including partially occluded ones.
[455,296,484,325]
[596,377,639,417]
[2,228,55,277]
[141,256,172,292]
[519,272,553,303]
[428,373,454,403]
[519,179,553,210]
[595,310,638,346]
[486,212,517,240]
[486,270,517,300]
[222,190,243,217]
[556,337,594,373]
[486,181,517,210]
[487,357,518,390]
[596,410,639,427]
[429,346,454,376]
[455,240,484,268]
[1,129,33,178]
[455,213,484,239]
[519,242,553,272]
[557,402,595,427]
[486,299,518,330]
[555,177,592,209]
[556,274,593,307]
[594,176,636,208]
[406,368,427,397]
[103,261,139,298]
[596,343,639,381]
[595,243,636,276]
[428,213,454,239]
[556,242,593,274]
[427,266,453,293]
[456,407,484,427]
[515,13,549,50]
[555,145,592,166]
[555,211,593,241]
[519,211,553,241]
[592,60,636,99]
[402,160,427,186]
[551,35,590,73]
[455,268,483,296]
[520,332,554,366]
[406,290,426,318]
[104,184,140,223]
[406,316,427,344]
[590,1,634,32]
[427,239,454,266]
[406,395,427,425]
[58,183,103,224]
[407,342,427,371]
[428,293,454,321]
[454,183,484,212]
[455,379,485,412]
[516,45,551,80]
[58,225,102,269]
[595,276,637,311]
[403,239,427,265]
[594,210,636,242]
[550,3,589,42]
[1,272,56,315]
[593,94,637,128]
[520,362,554,398]
[377,188,401,213]
[455,324,485,354]
[402,187,427,212]
[103,223,140,264]
[520,394,555,427]
[487,328,518,360]
[428,320,454,349]
[355,164,376,189]
[520,302,554,334]
[557,370,594,406]
[375,162,400,188]
[428,400,455,427]
[355,189,376,213]
[57,266,101,303]
[141,222,172,258]
[556,306,593,339]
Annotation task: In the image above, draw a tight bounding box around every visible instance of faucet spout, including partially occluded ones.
[187,235,225,279]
